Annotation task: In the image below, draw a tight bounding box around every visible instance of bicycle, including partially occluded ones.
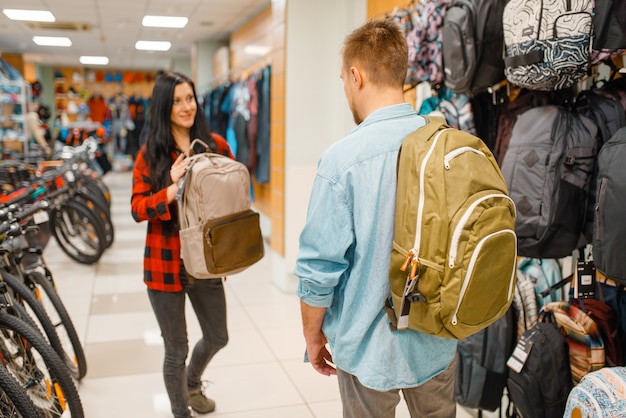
[0,202,87,381]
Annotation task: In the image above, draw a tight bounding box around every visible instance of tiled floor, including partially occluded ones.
[43,170,486,417]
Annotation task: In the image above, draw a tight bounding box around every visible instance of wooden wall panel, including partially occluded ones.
[268,5,286,256]
[226,4,285,255]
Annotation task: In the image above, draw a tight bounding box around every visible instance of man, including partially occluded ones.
[294,19,458,418]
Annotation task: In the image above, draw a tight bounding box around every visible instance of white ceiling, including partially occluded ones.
[0,0,270,70]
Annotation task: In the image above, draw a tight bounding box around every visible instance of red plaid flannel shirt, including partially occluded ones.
[131,134,233,292]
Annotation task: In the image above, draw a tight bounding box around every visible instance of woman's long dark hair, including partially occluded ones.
[143,71,216,235]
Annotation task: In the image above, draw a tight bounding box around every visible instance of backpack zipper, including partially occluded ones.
[451,229,516,325]
[448,193,514,268]
[443,146,485,169]
[409,128,448,263]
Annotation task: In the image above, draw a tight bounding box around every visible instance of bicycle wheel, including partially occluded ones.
[75,192,114,249]
[27,270,87,381]
[0,314,84,417]
[51,199,106,265]
[0,271,61,344]
[78,172,111,208]
[0,362,42,418]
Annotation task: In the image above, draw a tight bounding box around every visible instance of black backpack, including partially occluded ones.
[575,89,626,242]
[507,316,573,418]
[455,307,516,411]
[593,0,626,53]
[442,0,509,94]
[593,127,626,285]
[500,105,599,258]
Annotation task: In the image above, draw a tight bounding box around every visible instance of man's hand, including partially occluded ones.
[301,301,337,376]
[305,331,336,376]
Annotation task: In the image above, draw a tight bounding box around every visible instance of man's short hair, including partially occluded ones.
[342,19,408,89]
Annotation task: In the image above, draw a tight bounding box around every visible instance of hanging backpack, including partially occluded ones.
[506,313,573,418]
[405,0,451,86]
[455,307,517,411]
[493,89,552,166]
[513,268,539,341]
[572,295,624,367]
[176,138,264,278]
[500,105,599,259]
[518,257,565,309]
[502,0,594,91]
[593,127,626,285]
[442,0,508,94]
[564,367,626,417]
[542,301,606,385]
[575,89,626,243]
[591,0,626,64]
[418,86,477,135]
[385,117,517,340]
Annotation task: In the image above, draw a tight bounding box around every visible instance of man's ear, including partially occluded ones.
[350,66,363,89]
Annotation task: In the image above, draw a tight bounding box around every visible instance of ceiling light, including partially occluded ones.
[3,8,55,22]
[135,40,171,51]
[80,56,109,65]
[33,36,72,47]
[142,15,188,28]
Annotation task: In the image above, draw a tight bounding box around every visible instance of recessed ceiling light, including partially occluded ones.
[80,56,109,65]
[3,8,55,22]
[142,15,188,28]
[33,36,71,47]
[135,40,171,51]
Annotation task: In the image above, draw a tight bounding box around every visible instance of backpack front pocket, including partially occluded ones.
[443,193,517,331]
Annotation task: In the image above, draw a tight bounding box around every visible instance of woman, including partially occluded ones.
[131,72,232,417]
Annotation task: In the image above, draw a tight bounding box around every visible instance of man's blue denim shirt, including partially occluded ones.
[295,103,457,391]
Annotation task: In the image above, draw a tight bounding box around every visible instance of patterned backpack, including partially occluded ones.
[502,0,593,91]
[542,301,605,385]
[405,0,451,86]
[564,367,626,417]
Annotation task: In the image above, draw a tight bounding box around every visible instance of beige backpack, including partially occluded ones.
[176,139,264,278]
[385,117,517,339]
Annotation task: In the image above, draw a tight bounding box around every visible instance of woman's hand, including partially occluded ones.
[166,153,191,203]
[170,153,190,184]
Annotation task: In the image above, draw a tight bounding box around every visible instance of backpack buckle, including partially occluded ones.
[564,156,576,166]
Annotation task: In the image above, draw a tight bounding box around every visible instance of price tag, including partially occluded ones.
[33,210,49,225]
[577,261,596,299]
[507,336,533,374]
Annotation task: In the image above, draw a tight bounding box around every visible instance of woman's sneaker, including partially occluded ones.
[188,385,216,414]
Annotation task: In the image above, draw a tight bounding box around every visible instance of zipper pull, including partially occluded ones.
[410,258,419,280]
[400,250,414,272]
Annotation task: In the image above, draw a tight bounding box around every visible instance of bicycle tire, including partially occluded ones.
[28,270,87,381]
[77,180,110,215]
[0,362,42,418]
[0,314,84,417]
[78,173,111,208]
[51,199,106,264]
[0,271,62,345]
[74,192,114,249]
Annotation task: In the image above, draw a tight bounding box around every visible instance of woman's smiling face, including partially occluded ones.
[170,82,197,130]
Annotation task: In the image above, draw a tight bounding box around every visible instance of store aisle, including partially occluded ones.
[43,171,481,418]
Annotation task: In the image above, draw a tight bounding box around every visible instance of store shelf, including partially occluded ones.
[0,80,32,156]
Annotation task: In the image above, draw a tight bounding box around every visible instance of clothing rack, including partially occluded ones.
[198,56,271,97]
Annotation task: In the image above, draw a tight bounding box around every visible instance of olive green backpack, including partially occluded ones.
[385,117,517,339]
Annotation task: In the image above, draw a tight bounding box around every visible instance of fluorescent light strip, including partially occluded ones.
[135,40,171,51]
[142,15,188,28]
[3,8,55,22]
[80,56,109,65]
[33,36,72,47]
